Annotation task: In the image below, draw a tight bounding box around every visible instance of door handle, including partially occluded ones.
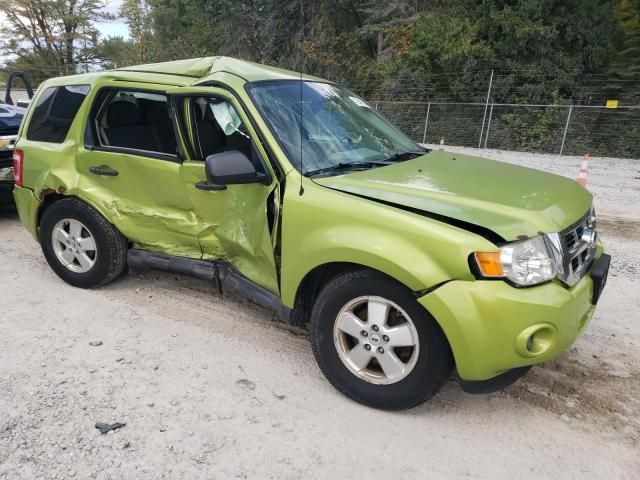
[195,181,226,191]
[89,165,119,177]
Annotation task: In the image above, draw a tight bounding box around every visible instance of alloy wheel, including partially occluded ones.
[51,218,97,273]
[333,295,420,385]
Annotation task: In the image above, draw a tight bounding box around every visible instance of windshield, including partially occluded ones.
[247,81,423,175]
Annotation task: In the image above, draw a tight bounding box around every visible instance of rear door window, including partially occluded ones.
[27,85,90,143]
[91,89,177,157]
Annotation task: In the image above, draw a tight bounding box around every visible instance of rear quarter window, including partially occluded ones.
[27,85,90,143]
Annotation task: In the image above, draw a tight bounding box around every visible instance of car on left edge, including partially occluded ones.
[0,103,26,208]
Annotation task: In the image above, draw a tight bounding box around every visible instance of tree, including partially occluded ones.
[148,0,218,60]
[609,0,640,102]
[0,0,111,76]
[358,0,428,61]
[394,0,621,104]
[93,36,138,69]
[119,0,155,63]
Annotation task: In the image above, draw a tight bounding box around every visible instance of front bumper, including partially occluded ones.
[419,247,605,382]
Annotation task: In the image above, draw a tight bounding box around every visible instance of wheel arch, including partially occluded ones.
[37,193,130,288]
[37,191,66,233]
[288,259,444,327]
[282,243,451,306]
[37,192,123,242]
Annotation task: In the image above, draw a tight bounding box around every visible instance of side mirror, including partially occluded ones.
[203,150,268,188]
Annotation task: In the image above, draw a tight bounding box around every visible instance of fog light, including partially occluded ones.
[515,324,557,358]
[526,335,535,352]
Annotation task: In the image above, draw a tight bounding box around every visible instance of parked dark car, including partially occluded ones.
[1,72,32,208]
[0,103,25,207]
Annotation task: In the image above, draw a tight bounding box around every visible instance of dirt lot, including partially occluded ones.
[1,149,639,479]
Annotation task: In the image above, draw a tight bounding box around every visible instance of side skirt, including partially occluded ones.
[127,249,292,323]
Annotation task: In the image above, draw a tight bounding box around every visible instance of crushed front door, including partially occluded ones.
[168,86,280,294]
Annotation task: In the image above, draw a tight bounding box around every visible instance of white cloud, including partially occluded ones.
[102,0,124,17]
[99,0,130,39]
[96,21,130,39]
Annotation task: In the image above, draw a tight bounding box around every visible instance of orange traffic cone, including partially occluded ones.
[577,154,589,187]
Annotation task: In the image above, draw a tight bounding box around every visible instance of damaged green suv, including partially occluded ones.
[13,57,610,409]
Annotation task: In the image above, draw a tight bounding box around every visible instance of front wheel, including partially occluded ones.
[40,198,128,288]
[310,269,453,410]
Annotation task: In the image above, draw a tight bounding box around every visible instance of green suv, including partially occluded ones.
[12,57,610,409]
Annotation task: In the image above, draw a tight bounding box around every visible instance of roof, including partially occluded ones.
[38,56,328,92]
[115,56,324,83]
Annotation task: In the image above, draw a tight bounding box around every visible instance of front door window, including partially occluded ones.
[182,96,252,161]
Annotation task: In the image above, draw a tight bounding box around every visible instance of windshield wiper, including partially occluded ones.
[305,160,393,177]
[382,150,427,163]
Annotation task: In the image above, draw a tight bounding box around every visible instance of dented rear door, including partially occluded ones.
[76,83,202,258]
[76,148,202,257]
[78,149,201,258]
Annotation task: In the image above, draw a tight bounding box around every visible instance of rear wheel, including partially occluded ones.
[310,269,453,410]
[40,198,128,288]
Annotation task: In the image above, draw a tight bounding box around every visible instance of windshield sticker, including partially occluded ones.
[64,85,91,95]
[349,96,370,108]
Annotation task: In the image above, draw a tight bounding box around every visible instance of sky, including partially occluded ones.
[96,0,130,40]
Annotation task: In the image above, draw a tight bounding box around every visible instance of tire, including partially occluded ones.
[310,269,453,410]
[40,198,128,288]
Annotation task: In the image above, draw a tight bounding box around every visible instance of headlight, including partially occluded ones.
[474,236,557,286]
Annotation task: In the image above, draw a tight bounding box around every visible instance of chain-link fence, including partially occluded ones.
[372,100,640,158]
[340,68,640,159]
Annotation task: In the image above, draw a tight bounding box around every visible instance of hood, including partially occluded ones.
[314,151,592,242]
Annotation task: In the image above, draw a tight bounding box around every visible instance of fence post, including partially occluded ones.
[422,102,431,144]
[483,103,494,149]
[559,104,573,156]
[478,70,494,148]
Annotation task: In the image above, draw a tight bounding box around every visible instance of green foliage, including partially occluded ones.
[394,0,622,103]
[608,0,640,101]
[1,0,638,156]
[2,0,638,102]
[93,36,138,69]
[119,0,156,64]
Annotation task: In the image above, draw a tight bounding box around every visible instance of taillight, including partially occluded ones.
[12,149,23,187]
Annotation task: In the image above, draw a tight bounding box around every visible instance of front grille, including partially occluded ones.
[564,223,585,251]
[553,211,597,286]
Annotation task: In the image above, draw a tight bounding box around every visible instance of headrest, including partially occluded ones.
[144,100,170,124]
[107,101,140,127]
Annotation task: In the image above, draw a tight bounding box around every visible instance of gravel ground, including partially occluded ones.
[1,149,639,479]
